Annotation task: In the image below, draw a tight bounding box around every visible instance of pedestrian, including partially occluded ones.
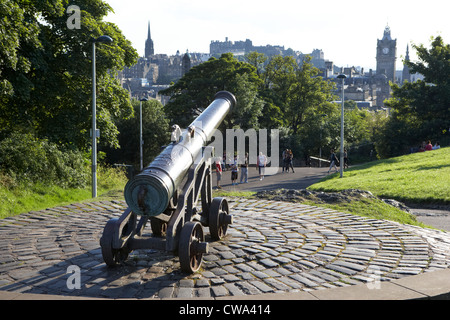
[327,149,339,174]
[286,149,295,173]
[215,157,222,189]
[282,149,288,173]
[257,152,267,180]
[221,152,226,171]
[231,155,238,185]
[240,152,248,184]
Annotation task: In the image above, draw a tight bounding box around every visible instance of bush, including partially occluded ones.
[0,133,89,188]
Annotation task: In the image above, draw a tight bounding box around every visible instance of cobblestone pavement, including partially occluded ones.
[1,198,450,299]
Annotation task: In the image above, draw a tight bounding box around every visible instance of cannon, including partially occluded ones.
[100,91,236,273]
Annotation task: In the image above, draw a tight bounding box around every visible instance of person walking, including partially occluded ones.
[257,152,267,180]
[282,149,288,173]
[215,157,222,189]
[327,149,339,174]
[231,155,238,185]
[240,152,248,184]
[286,149,295,173]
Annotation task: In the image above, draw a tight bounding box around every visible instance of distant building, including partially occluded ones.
[182,50,191,77]
[402,45,411,83]
[120,21,205,100]
[145,21,154,58]
[120,23,415,109]
[210,38,253,57]
[376,25,397,83]
[373,25,398,106]
[210,37,287,58]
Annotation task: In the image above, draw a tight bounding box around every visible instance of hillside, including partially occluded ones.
[308,147,450,205]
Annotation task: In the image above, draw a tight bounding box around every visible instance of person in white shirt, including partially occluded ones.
[257,152,267,180]
[432,141,440,150]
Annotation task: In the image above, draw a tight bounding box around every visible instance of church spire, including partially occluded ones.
[402,44,411,83]
[145,21,154,58]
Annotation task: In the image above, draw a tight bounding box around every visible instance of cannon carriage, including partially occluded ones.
[100,91,236,273]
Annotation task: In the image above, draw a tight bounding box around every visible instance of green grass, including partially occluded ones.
[214,188,427,227]
[213,189,256,199]
[302,198,426,227]
[309,147,450,205]
[0,166,127,219]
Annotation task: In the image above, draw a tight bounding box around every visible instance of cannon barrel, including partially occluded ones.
[124,91,236,217]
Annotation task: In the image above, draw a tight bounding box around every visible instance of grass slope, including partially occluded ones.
[309,147,450,205]
[0,167,127,219]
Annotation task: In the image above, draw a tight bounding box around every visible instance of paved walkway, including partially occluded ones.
[215,166,328,192]
[1,189,450,300]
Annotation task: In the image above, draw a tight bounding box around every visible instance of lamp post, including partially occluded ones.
[139,97,148,171]
[91,35,113,198]
[337,74,347,178]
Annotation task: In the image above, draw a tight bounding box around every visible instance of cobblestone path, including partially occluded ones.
[1,198,449,299]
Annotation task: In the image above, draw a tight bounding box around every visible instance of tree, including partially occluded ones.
[379,36,450,157]
[160,53,263,130]
[104,99,170,169]
[262,55,297,114]
[261,55,338,160]
[285,56,336,135]
[0,0,138,150]
[245,51,267,76]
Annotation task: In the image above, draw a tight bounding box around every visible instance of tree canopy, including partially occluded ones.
[160,53,264,130]
[379,36,450,157]
[0,0,138,150]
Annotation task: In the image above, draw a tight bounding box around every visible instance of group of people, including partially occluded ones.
[419,140,440,152]
[282,149,295,173]
[410,140,441,153]
[215,152,269,188]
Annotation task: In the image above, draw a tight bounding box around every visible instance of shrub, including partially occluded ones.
[0,133,89,188]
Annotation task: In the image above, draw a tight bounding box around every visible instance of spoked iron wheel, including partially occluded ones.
[209,197,232,241]
[179,222,208,273]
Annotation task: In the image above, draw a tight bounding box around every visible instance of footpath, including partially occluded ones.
[1,167,449,301]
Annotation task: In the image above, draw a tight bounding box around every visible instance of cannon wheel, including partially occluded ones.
[100,219,131,267]
[209,197,230,241]
[179,221,206,273]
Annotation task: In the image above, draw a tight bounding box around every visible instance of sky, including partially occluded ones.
[103,0,449,71]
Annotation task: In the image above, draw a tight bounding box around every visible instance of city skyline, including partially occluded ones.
[104,0,449,71]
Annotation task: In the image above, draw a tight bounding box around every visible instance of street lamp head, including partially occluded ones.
[337,74,347,79]
[140,97,149,102]
[94,35,113,43]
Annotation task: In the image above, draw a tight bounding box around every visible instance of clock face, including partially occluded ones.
[383,47,389,54]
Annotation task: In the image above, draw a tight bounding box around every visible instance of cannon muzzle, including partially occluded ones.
[124,91,236,216]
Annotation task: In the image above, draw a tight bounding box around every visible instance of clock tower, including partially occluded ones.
[376,25,397,83]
